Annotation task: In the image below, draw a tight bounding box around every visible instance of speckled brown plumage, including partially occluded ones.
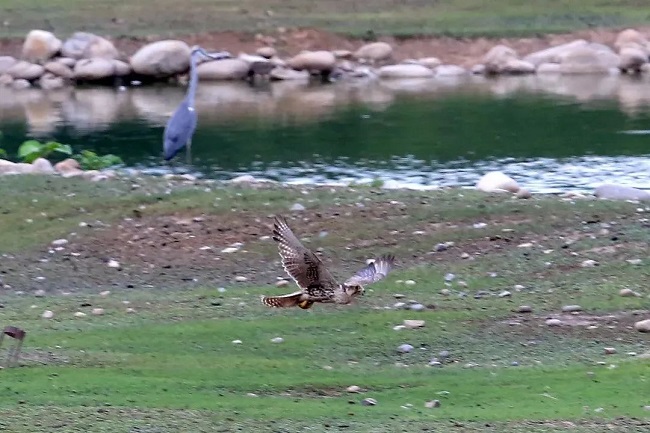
[261,215,395,309]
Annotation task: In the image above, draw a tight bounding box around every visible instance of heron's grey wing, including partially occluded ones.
[344,254,395,286]
[163,100,198,161]
[272,216,338,289]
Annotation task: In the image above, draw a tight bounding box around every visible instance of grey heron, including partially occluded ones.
[162,46,231,162]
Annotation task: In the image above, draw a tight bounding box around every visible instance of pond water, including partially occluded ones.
[1,74,650,193]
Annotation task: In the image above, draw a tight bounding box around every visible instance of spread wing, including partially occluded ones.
[344,254,395,286]
[272,215,339,290]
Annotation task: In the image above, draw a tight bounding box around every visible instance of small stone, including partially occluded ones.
[290,203,305,212]
[511,361,519,366]
[41,310,54,319]
[346,385,361,393]
[425,400,441,408]
[397,344,414,353]
[444,273,455,282]
[361,398,377,406]
[562,305,582,313]
[604,347,617,355]
[619,288,640,297]
[393,302,406,309]
[498,290,512,298]
[546,318,563,327]
[232,339,243,344]
[626,259,642,265]
[221,247,239,253]
[460,252,470,259]
[74,311,86,317]
[403,319,425,329]
[404,280,416,286]
[275,280,289,287]
[34,289,46,298]
[246,393,258,397]
[409,303,425,312]
[434,243,448,252]
[234,276,248,282]
[51,239,68,247]
[517,305,533,313]
[515,188,532,199]
[428,360,442,367]
[440,289,451,296]
[439,350,450,359]
[107,259,120,268]
[643,405,650,411]
[100,290,111,297]
[393,293,405,299]
[91,308,105,316]
[634,319,650,333]
[126,308,136,313]
[393,325,407,331]
[271,337,284,343]
[581,259,599,267]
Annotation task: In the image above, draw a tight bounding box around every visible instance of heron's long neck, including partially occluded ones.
[187,52,199,109]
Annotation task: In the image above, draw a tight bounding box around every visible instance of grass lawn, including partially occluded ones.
[0,175,648,432]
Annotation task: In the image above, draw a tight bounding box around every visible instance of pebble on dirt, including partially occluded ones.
[397,344,414,353]
[234,276,248,282]
[517,305,533,313]
[634,319,650,333]
[271,337,284,343]
[41,310,54,319]
[604,347,617,355]
[346,385,362,393]
[546,318,563,326]
[425,400,441,408]
[361,398,377,406]
[91,308,105,315]
[290,203,305,211]
[561,305,582,313]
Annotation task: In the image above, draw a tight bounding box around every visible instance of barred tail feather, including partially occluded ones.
[261,291,304,308]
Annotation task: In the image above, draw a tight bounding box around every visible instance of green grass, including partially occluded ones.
[0,176,649,431]
[0,0,649,38]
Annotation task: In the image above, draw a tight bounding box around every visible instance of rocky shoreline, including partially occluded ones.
[1,28,650,90]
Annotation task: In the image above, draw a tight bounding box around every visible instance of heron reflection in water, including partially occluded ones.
[162,46,231,163]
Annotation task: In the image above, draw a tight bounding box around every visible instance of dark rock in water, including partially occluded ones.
[594,184,650,201]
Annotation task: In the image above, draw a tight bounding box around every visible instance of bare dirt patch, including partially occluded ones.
[499,311,650,342]
[1,26,649,67]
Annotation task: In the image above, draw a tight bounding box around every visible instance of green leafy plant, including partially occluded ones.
[0,148,6,158]
[74,150,123,170]
[18,140,72,163]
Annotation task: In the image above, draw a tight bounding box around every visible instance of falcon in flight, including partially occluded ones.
[261,215,395,309]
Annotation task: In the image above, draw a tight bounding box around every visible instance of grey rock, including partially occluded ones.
[561,305,582,313]
[361,397,377,406]
[594,184,650,201]
[397,344,414,353]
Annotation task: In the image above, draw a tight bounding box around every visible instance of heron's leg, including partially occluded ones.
[186,140,192,165]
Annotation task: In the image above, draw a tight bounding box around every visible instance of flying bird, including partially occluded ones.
[262,215,395,309]
[162,46,231,163]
